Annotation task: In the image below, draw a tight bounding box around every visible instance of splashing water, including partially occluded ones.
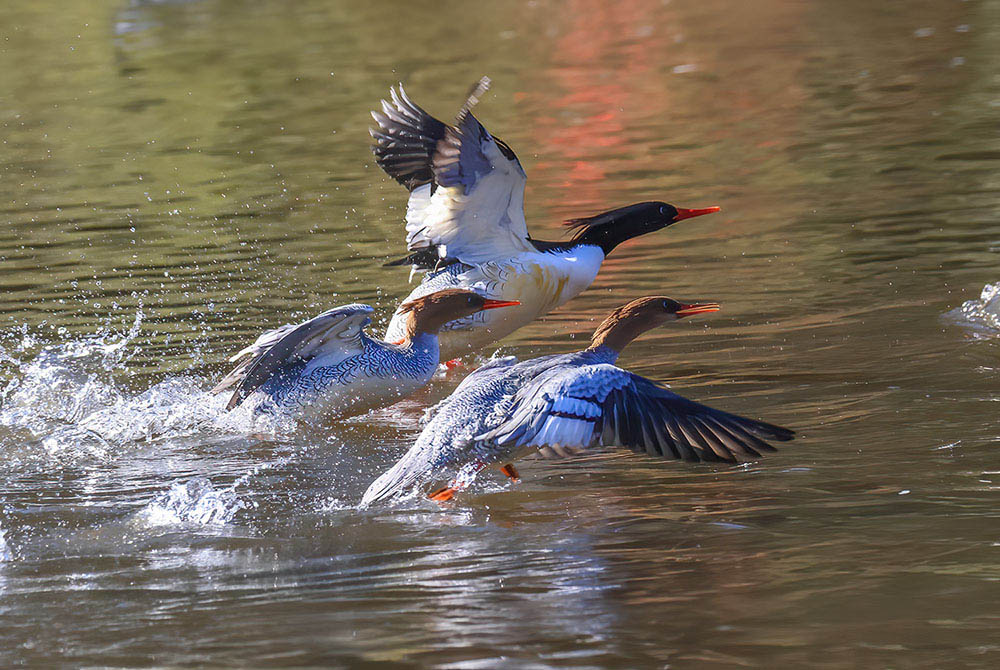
[140,478,248,527]
[0,520,10,563]
[0,314,294,468]
[944,283,1000,336]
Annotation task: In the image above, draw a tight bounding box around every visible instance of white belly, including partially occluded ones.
[384,247,605,360]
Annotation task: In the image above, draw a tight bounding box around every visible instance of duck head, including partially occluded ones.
[566,201,720,255]
[397,289,520,337]
[588,296,721,352]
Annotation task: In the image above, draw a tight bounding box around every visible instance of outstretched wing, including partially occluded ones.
[214,305,375,410]
[476,364,794,462]
[212,323,299,396]
[370,77,533,266]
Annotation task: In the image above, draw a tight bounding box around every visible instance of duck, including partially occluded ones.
[370,77,720,362]
[211,289,519,420]
[361,296,794,505]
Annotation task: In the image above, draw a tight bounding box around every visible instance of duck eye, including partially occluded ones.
[659,206,668,216]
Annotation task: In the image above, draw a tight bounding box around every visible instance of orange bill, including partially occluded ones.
[674,206,721,222]
[676,302,721,318]
[481,299,521,310]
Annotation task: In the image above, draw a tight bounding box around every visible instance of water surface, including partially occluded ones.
[2,0,999,667]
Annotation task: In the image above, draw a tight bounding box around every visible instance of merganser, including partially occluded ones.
[361,297,794,505]
[211,289,519,419]
[370,78,720,361]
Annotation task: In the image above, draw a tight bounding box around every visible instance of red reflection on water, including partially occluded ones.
[522,0,687,266]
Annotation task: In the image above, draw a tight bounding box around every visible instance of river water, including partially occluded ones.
[2,0,999,667]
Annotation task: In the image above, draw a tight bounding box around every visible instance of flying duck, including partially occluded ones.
[361,296,794,504]
[370,77,720,362]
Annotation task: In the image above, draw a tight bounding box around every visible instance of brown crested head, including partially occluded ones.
[588,296,721,352]
[396,289,520,338]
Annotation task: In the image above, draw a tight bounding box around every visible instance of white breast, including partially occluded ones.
[385,246,606,360]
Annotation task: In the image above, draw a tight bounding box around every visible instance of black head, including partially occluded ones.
[565,201,720,255]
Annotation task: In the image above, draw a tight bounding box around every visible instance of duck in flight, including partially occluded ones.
[211,289,519,420]
[371,77,720,362]
[361,296,794,505]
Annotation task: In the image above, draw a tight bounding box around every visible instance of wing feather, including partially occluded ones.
[370,78,533,266]
[216,305,374,410]
[475,364,794,463]
[212,323,298,396]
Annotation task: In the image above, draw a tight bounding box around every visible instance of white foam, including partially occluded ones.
[0,320,296,467]
[0,520,10,562]
[140,478,246,527]
[944,283,1000,336]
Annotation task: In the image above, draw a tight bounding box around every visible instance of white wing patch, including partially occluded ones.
[410,147,531,264]
[372,80,533,267]
[404,184,435,250]
[476,365,629,454]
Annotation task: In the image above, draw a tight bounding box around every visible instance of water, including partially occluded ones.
[2,0,999,666]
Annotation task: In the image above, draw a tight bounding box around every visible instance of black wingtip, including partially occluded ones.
[754,420,796,442]
[382,247,447,270]
[369,78,494,191]
[369,82,448,191]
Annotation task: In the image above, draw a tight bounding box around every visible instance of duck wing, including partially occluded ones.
[476,364,794,463]
[213,305,375,410]
[371,77,533,266]
[211,323,299,395]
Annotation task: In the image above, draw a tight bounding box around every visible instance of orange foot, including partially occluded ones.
[500,463,520,482]
[428,486,457,502]
[443,358,463,370]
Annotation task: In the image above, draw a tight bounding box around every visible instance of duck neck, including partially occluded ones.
[573,227,641,255]
[401,310,444,340]
[585,313,656,355]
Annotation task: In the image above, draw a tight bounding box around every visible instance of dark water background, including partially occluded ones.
[2,0,999,667]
